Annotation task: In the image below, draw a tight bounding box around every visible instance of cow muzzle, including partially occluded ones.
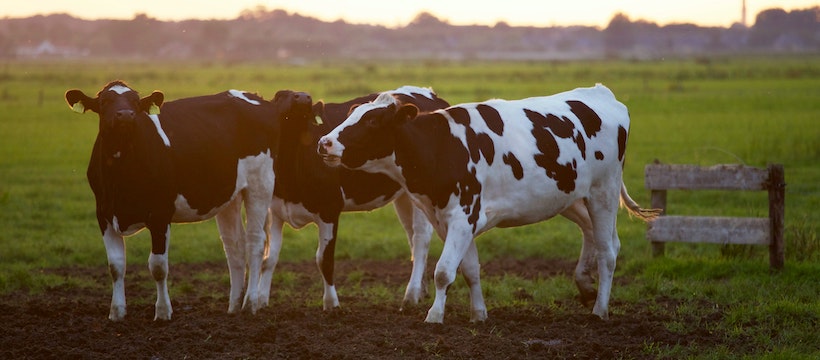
[292,92,312,107]
[317,137,341,167]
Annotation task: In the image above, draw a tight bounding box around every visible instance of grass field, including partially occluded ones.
[0,56,818,358]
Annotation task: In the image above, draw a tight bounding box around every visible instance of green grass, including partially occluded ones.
[1,56,818,358]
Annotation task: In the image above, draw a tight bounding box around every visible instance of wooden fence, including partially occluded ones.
[644,162,785,270]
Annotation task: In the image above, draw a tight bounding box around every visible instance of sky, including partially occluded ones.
[2,0,817,28]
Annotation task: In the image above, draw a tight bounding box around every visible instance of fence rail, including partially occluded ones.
[644,162,785,270]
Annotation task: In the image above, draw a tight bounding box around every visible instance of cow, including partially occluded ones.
[64,81,311,320]
[318,84,661,323]
[258,86,450,311]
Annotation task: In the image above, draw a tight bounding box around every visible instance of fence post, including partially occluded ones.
[768,164,785,270]
[650,189,667,257]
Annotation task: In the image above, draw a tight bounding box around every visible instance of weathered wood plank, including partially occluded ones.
[645,164,769,191]
[647,216,770,245]
[767,164,786,270]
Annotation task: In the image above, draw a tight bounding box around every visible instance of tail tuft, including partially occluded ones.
[620,183,662,222]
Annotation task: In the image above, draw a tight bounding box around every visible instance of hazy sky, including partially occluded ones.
[2,0,817,28]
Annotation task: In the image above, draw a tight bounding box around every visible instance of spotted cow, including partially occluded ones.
[259,86,450,310]
[318,84,660,323]
[65,81,311,320]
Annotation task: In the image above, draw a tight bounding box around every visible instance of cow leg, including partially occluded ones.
[148,224,172,321]
[215,197,246,313]
[459,240,487,322]
[258,210,283,308]
[426,225,473,324]
[559,200,598,306]
[316,221,340,310]
[393,194,433,309]
[241,195,270,314]
[102,224,127,321]
[584,180,622,320]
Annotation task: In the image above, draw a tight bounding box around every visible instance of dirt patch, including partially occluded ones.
[1,259,724,359]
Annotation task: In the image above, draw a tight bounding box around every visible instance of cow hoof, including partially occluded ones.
[470,309,488,323]
[592,306,609,320]
[400,295,423,312]
[424,309,444,324]
[577,290,598,307]
[108,306,126,321]
[154,312,172,321]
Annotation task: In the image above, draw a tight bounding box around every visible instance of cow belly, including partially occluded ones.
[172,152,274,223]
[271,198,319,229]
[482,185,580,230]
[341,192,397,212]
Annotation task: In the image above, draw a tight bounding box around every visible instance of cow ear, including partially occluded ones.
[311,101,325,126]
[65,89,98,114]
[394,104,419,125]
[347,103,361,117]
[141,91,164,115]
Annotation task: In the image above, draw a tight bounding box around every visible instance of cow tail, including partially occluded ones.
[619,182,662,222]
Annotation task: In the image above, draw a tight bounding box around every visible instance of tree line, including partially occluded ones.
[1,6,817,61]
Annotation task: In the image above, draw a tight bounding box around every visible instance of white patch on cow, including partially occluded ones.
[270,197,321,229]
[228,89,260,105]
[108,85,133,94]
[392,85,436,100]
[148,114,171,147]
[111,216,145,236]
[171,150,274,223]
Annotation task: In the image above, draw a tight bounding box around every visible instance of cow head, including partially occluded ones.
[271,90,315,147]
[65,81,164,159]
[272,90,313,119]
[318,93,418,170]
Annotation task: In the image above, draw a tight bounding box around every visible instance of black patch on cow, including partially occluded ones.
[476,133,495,165]
[525,109,577,193]
[595,151,605,160]
[457,166,483,233]
[449,106,496,165]
[567,100,602,138]
[502,152,524,180]
[526,110,591,162]
[395,93,451,112]
[476,104,504,135]
[447,107,470,127]
[617,125,628,161]
[395,113,471,211]
[339,169,402,205]
[574,130,587,160]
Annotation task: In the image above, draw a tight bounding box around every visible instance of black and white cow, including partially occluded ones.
[318,84,660,323]
[259,86,450,310]
[65,81,311,320]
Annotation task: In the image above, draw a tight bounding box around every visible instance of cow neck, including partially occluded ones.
[98,113,169,179]
[394,111,477,209]
[392,114,443,192]
[275,119,322,196]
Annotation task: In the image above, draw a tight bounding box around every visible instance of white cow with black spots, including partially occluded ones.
[318,84,660,323]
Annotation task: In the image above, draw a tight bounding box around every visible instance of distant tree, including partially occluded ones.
[749,7,819,47]
[104,13,161,56]
[408,12,448,27]
[604,13,635,56]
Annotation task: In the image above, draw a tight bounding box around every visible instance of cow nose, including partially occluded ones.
[317,138,331,155]
[294,92,311,105]
[115,110,135,120]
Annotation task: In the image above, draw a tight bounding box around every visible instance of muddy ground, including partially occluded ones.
[0,258,726,359]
